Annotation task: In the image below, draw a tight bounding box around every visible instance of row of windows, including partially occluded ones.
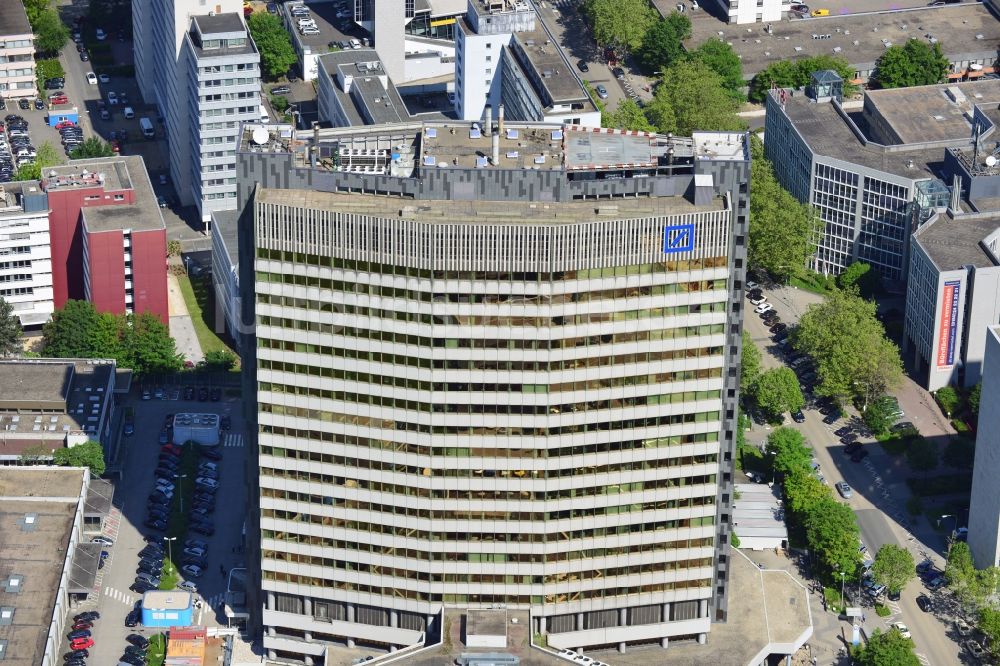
[259,342,724,373]
[200,63,257,73]
[261,425,718,459]
[263,570,710,604]
[261,382,720,413]
[261,367,722,397]
[0,259,31,270]
[263,549,714,585]
[254,249,729,277]
[261,530,714,562]
[260,403,722,435]
[263,514,716,544]
[261,448,716,482]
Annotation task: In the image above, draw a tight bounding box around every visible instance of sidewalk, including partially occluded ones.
[167,272,204,364]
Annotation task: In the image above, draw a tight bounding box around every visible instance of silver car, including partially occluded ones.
[835,481,853,499]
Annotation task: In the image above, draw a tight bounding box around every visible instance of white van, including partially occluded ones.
[139,117,155,139]
[122,106,134,119]
[259,104,269,121]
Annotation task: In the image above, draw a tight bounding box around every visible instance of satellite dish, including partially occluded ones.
[251,128,269,145]
[987,155,998,167]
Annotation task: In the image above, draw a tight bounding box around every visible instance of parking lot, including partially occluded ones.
[67,387,247,665]
[279,0,368,81]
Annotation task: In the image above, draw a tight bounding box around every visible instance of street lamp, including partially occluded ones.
[163,536,177,568]
[840,571,847,612]
[940,514,959,553]
[178,474,188,512]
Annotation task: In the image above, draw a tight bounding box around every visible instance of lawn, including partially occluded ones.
[147,634,167,666]
[175,274,232,357]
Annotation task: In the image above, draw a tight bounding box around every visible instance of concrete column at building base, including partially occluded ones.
[267,650,276,661]
[576,613,585,631]
[661,637,669,649]
[662,602,671,622]
[618,642,626,653]
[304,631,312,642]
[267,627,275,637]
[346,638,355,649]
[347,603,355,623]
[390,645,398,653]
[538,615,547,634]
[619,608,628,626]
[698,633,707,645]
[304,657,314,666]
[699,600,708,618]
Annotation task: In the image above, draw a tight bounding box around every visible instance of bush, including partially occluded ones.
[270,95,289,112]
[875,603,891,617]
[730,531,741,548]
[935,386,961,417]
[905,474,973,497]
[952,418,970,433]
[824,587,844,613]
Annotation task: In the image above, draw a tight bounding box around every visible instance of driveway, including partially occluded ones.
[743,284,964,666]
[66,392,247,664]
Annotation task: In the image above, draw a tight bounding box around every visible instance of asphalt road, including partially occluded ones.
[744,286,964,666]
[67,389,247,665]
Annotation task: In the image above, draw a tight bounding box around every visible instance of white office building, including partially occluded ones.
[714,0,791,24]
[967,325,1000,568]
[0,181,53,327]
[132,0,257,224]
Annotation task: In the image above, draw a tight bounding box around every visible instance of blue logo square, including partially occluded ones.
[663,223,695,254]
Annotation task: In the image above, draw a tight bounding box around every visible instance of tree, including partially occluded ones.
[935,386,961,417]
[635,13,691,74]
[872,39,949,89]
[118,312,184,375]
[853,628,920,666]
[43,300,115,358]
[0,298,22,357]
[646,60,744,135]
[602,99,654,131]
[248,12,299,80]
[27,4,68,55]
[69,137,115,160]
[749,55,856,103]
[740,330,762,392]
[946,541,977,604]
[794,290,903,407]
[52,441,106,476]
[202,349,238,371]
[16,141,62,181]
[863,396,899,437]
[767,427,812,477]
[980,607,1000,659]
[784,469,831,516]
[805,498,862,582]
[837,261,880,297]
[689,38,744,101]
[583,0,658,56]
[754,367,805,419]
[906,437,939,476]
[871,544,915,595]
[748,135,822,282]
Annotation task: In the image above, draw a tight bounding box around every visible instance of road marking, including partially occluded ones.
[223,433,243,448]
[102,586,135,606]
[916,653,930,665]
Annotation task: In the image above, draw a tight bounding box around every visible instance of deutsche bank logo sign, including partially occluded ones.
[663,223,695,254]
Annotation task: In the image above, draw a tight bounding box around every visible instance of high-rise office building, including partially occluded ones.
[230,120,750,664]
[132,0,259,224]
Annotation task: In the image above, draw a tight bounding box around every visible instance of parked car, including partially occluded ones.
[594,84,608,99]
[201,447,223,461]
[755,302,773,314]
[270,85,291,95]
[195,477,219,489]
[577,60,589,72]
[835,481,853,498]
[844,442,862,455]
[125,608,140,627]
[190,522,215,536]
[67,629,92,640]
[91,536,114,546]
[69,638,94,651]
[916,595,932,612]
[74,611,100,623]
[791,410,805,423]
[126,634,150,649]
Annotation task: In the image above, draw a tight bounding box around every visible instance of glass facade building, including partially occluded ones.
[234,123,751,664]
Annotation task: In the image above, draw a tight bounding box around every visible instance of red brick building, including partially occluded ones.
[41,157,168,323]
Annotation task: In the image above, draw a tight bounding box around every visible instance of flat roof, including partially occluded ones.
[189,13,257,59]
[733,483,789,542]
[0,2,31,37]
[192,12,245,35]
[42,157,136,192]
[0,181,44,218]
[467,609,507,638]
[0,362,74,408]
[779,91,945,179]
[866,80,1000,145]
[688,3,1000,78]
[82,201,165,233]
[211,209,239,268]
[318,51,410,125]
[511,26,593,106]
[0,467,87,666]
[913,212,1000,270]
[257,186,723,225]
[142,590,192,610]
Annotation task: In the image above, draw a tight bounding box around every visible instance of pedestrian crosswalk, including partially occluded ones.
[916,653,930,665]
[222,433,243,448]
[204,592,225,608]
[103,586,136,607]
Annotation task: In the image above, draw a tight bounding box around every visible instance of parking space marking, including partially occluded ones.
[223,433,243,448]
[102,586,136,606]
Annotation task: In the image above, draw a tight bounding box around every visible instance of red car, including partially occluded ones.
[71,621,92,631]
[162,443,182,456]
[69,638,94,651]
[50,96,68,105]
[55,120,76,129]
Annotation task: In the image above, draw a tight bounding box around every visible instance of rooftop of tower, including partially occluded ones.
[239,121,747,177]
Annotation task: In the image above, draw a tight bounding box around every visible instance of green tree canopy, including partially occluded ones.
[872,39,949,89]
[42,300,115,358]
[118,312,184,375]
[646,60,744,135]
[69,137,115,160]
[602,98,654,131]
[52,441,106,476]
[853,628,920,666]
[26,1,68,55]
[806,497,862,582]
[635,12,691,74]
[740,330,762,392]
[837,261,881,297]
[749,55,856,103]
[0,297,22,357]
[784,469,832,516]
[689,38,744,101]
[980,607,1000,659]
[248,12,298,80]
[863,396,899,437]
[748,135,821,282]
[767,427,812,477]
[793,290,903,407]
[202,349,238,371]
[754,367,805,419]
[16,141,62,181]
[871,544,915,594]
[935,386,961,417]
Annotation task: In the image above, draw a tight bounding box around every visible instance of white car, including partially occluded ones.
[350,38,362,49]
[195,477,219,489]
[755,302,773,314]
[749,295,767,306]
[301,27,320,35]
[177,581,198,593]
[746,280,758,290]
[86,72,97,85]
[107,91,118,105]
[96,28,106,40]
[91,536,114,546]
[98,73,111,83]
[891,622,911,639]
